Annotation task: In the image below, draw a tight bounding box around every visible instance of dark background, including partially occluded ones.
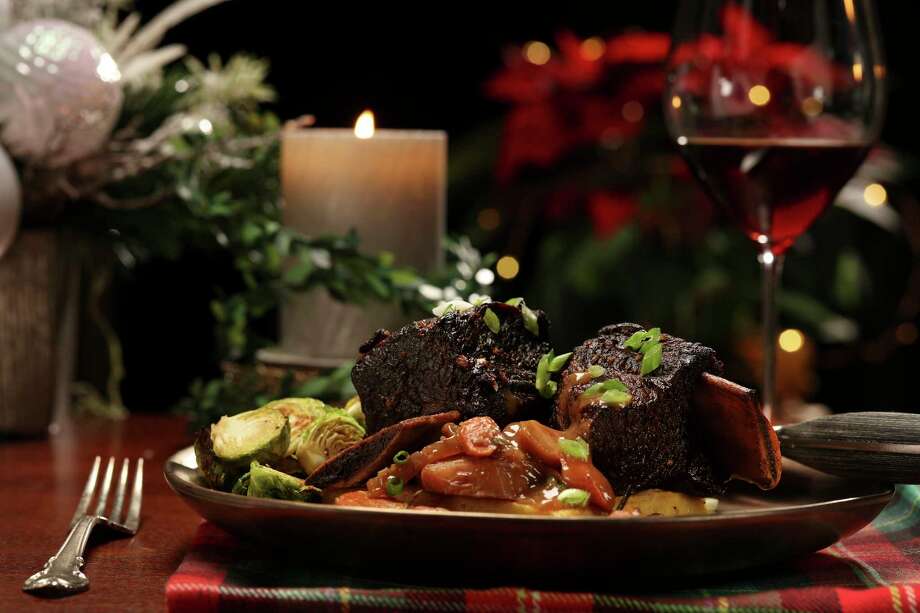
[119,1,918,410]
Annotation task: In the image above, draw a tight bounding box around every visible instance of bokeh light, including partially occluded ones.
[863,183,887,207]
[580,37,605,61]
[523,41,551,65]
[496,255,520,280]
[748,85,771,106]
[778,329,805,353]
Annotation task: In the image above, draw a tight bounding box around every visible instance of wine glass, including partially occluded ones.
[664,0,885,419]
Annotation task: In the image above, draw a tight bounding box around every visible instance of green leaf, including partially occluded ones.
[548,352,572,373]
[557,488,590,507]
[558,437,589,461]
[241,222,261,245]
[483,308,501,334]
[641,343,663,375]
[283,258,313,286]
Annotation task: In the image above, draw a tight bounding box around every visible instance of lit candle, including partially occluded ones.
[261,111,446,367]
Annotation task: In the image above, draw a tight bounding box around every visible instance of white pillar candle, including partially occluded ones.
[264,112,446,367]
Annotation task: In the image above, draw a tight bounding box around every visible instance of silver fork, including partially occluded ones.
[22,456,144,595]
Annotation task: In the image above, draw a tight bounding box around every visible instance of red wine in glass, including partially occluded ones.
[679,137,869,254]
[665,0,885,419]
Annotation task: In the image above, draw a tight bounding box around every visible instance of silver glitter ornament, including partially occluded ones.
[0,19,123,167]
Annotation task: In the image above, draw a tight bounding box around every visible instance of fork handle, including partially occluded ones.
[22,516,98,595]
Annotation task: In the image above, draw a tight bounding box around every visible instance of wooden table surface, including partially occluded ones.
[0,414,200,612]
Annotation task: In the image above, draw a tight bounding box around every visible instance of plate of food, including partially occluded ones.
[165,298,898,583]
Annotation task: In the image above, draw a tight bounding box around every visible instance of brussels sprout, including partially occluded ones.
[194,425,234,490]
[211,405,290,464]
[296,410,366,474]
[247,461,321,502]
[262,398,328,456]
[231,472,250,496]
[342,396,365,428]
[196,405,290,490]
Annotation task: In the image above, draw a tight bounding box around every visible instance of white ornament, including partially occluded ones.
[0,19,123,167]
[0,143,21,260]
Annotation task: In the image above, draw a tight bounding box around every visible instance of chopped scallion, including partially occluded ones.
[559,437,590,461]
[539,380,558,399]
[393,450,410,464]
[557,488,591,507]
[601,389,632,408]
[521,304,540,336]
[641,342,663,375]
[549,352,572,373]
[483,308,501,334]
[588,364,605,378]
[386,475,404,497]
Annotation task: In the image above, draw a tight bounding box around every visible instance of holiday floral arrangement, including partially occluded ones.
[0,0,492,422]
[450,19,918,405]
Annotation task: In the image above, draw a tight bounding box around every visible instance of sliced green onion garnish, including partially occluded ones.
[483,308,501,334]
[521,304,540,336]
[539,379,558,399]
[601,389,632,408]
[580,378,627,399]
[580,382,605,398]
[602,379,628,392]
[549,352,572,373]
[386,475,404,497]
[640,342,662,376]
[535,351,552,391]
[557,488,591,507]
[505,297,524,307]
[624,330,648,350]
[588,364,605,378]
[393,450,410,464]
[559,437,590,461]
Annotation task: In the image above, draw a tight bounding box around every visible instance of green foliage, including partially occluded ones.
[177,362,357,432]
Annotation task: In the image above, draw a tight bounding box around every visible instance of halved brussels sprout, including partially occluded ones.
[343,396,365,429]
[231,472,250,496]
[211,406,290,464]
[262,398,328,456]
[247,461,321,502]
[195,405,290,490]
[296,410,366,474]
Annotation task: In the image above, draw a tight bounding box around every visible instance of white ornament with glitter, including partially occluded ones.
[0,19,123,167]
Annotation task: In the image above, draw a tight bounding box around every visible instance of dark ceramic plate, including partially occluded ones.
[165,446,893,585]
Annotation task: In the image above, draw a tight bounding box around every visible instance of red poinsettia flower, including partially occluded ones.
[488,29,672,182]
[587,192,639,238]
[495,102,574,183]
[604,32,671,65]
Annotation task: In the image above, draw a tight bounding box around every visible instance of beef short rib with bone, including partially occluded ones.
[351,307,780,498]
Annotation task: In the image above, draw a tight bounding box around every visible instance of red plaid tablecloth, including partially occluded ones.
[167,485,920,612]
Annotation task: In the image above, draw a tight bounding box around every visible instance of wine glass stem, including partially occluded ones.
[759,247,785,421]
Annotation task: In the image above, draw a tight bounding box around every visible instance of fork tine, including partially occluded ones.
[124,458,143,532]
[69,456,101,529]
[109,458,130,524]
[92,457,115,517]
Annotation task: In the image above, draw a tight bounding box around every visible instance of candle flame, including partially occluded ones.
[354,110,375,139]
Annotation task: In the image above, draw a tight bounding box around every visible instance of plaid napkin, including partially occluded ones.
[167,486,920,612]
